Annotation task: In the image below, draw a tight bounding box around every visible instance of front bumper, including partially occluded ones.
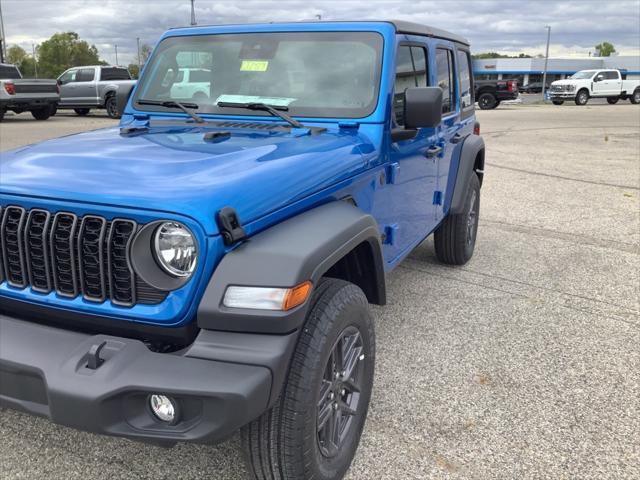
[0,314,296,444]
[549,91,576,99]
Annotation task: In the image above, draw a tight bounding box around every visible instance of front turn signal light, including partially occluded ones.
[223,281,313,311]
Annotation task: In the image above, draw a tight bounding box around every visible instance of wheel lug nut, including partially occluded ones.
[340,389,346,396]
[341,370,347,378]
[333,402,338,410]
[329,392,335,400]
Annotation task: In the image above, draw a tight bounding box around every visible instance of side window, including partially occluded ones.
[100,67,131,81]
[394,45,428,125]
[76,68,95,82]
[604,71,618,80]
[436,48,455,114]
[456,50,473,110]
[59,70,77,84]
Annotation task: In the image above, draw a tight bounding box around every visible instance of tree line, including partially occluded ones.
[473,42,616,60]
[7,32,152,79]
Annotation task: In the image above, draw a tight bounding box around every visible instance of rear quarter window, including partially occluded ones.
[0,65,21,79]
[101,67,131,81]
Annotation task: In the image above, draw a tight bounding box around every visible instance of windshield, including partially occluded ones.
[570,71,596,79]
[134,32,383,119]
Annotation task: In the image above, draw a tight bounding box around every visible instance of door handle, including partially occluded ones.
[425,145,442,158]
[450,133,464,144]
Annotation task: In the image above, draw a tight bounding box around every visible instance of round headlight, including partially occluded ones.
[153,222,197,277]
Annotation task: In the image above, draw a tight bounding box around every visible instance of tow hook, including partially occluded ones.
[86,341,108,370]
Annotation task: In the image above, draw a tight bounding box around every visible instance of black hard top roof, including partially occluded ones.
[389,20,470,46]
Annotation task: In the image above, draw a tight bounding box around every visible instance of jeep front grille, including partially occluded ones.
[0,205,167,307]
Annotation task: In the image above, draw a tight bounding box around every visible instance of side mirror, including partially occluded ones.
[115,83,136,118]
[404,87,442,129]
[595,75,604,82]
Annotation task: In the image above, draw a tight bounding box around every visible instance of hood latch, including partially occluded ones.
[217,207,246,246]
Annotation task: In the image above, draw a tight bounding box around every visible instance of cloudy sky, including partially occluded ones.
[2,0,639,65]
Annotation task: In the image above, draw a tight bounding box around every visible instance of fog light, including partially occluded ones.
[149,394,177,423]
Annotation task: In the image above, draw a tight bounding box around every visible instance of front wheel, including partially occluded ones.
[552,100,564,105]
[575,90,589,105]
[105,95,120,119]
[242,278,375,480]
[630,89,640,104]
[434,173,481,265]
[607,97,619,105]
[478,92,497,110]
[74,108,91,116]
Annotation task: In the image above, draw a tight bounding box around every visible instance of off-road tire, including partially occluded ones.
[31,107,52,120]
[49,104,58,116]
[575,89,589,105]
[105,94,120,119]
[552,100,564,105]
[242,278,375,480]
[606,97,619,105]
[0,108,5,122]
[74,108,91,116]
[478,92,497,110]
[630,89,640,104]
[434,173,480,265]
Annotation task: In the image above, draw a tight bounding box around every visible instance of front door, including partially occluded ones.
[375,42,439,264]
[58,69,80,106]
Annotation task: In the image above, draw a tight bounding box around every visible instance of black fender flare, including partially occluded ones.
[449,134,485,215]
[197,201,386,334]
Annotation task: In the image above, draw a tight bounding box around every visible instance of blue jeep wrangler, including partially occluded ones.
[0,20,484,480]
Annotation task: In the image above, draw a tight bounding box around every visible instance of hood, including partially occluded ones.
[0,124,368,234]
[551,79,579,86]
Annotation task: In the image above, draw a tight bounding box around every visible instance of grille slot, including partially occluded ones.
[0,205,167,307]
[25,209,53,293]
[50,212,79,297]
[78,215,107,301]
[108,219,137,306]
[1,206,28,287]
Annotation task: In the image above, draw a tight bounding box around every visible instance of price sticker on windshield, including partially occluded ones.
[240,60,269,72]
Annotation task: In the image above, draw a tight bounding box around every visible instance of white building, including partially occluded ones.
[473,55,640,86]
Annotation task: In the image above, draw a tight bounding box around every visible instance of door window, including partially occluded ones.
[604,71,619,80]
[76,68,95,82]
[394,45,428,125]
[456,50,473,110]
[436,48,455,114]
[100,67,131,80]
[59,70,78,84]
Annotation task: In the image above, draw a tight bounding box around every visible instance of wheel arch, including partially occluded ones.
[197,201,386,334]
[447,134,485,215]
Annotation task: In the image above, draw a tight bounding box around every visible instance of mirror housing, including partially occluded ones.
[595,74,604,82]
[404,87,443,129]
[115,83,136,118]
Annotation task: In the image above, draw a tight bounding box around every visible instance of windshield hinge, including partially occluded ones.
[217,207,246,246]
[338,121,360,130]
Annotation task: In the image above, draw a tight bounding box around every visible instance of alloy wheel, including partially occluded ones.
[317,326,365,458]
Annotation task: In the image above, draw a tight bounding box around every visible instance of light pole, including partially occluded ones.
[136,37,141,71]
[0,0,7,63]
[190,0,196,26]
[541,25,551,101]
[32,43,38,78]
[115,44,118,66]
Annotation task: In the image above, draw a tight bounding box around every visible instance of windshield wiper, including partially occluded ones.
[137,99,205,124]
[217,102,304,129]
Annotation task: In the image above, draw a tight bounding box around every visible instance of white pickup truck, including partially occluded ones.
[549,69,640,106]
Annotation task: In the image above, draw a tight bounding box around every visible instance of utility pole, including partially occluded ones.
[136,37,141,71]
[0,0,7,63]
[32,43,38,78]
[541,25,551,102]
[190,0,196,26]
[115,44,118,66]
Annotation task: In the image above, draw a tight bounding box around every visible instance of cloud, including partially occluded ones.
[3,0,639,65]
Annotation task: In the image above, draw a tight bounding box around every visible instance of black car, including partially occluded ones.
[519,81,551,94]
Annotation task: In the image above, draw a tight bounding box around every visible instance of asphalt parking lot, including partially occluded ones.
[1,103,639,479]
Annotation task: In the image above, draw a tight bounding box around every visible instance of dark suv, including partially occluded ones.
[0,20,485,480]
